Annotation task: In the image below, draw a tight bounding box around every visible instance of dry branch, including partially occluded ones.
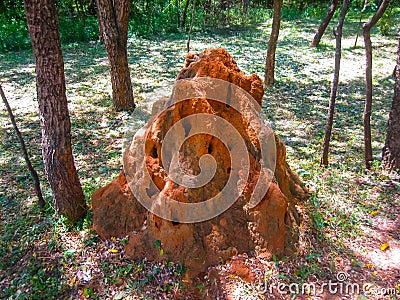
[0,84,45,209]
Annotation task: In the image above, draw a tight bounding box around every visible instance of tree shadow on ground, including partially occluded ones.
[0,15,399,298]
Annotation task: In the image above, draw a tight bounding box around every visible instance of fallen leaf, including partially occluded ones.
[380,243,389,251]
[113,293,126,300]
[370,211,378,216]
[109,248,119,253]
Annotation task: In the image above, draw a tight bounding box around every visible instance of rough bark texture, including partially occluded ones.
[96,0,135,111]
[362,0,390,169]
[321,0,350,166]
[92,49,308,282]
[382,33,400,172]
[95,4,104,41]
[24,0,87,222]
[264,0,282,87]
[310,0,339,47]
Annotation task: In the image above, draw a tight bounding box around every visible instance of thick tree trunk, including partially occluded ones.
[321,0,350,166]
[382,33,400,172]
[24,0,87,222]
[96,0,135,111]
[362,0,390,169]
[95,3,104,41]
[264,0,283,87]
[310,0,339,47]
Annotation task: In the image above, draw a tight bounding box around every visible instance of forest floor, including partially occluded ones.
[0,16,400,300]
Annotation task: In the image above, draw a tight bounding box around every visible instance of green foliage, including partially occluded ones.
[58,16,98,44]
[378,5,400,36]
[0,0,353,51]
[130,0,180,36]
[0,0,29,51]
[83,287,95,298]
[0,15,30,51]
[2,0,397,51]
[282,5,328,21]
[0,1,98,52]
[153,239,165,255]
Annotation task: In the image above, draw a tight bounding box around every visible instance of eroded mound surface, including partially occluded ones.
[92,48,308,281]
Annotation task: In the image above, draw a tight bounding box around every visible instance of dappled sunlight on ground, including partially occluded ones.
[0,15,399,298]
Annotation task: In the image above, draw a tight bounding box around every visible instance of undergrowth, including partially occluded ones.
[0,8,399,299]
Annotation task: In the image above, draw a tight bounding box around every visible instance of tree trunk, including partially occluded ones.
[382,33,400,172]
[242,0,249,16]
[354,0,370,48]
[96,0,135,111]
[264,0,283,87]
[176,0,181,30]
[74,0,86,28]
[320,0,350,166]
[181,0,191,28]
[187,0,196,52]
[298,0,306,11]
[310,0,339,47]
[95,3,104,41]
[24,0,87,222]
[362,0,390,169]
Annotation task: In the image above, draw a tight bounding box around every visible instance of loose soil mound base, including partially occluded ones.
[92,48,308,282]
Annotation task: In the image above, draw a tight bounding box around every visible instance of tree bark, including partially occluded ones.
[24,0,87,222]
[176,0,181,30]
[264,0,283,87]
[362,0,390,169]
[242,0,249,16]
[354,0,370,48]
[96,0,135,111]
[95,3,104,41]
[0,84,46,209]
[310,0,339,47]
[181,0,191,28]
[382,33,400,172]
[321,0,350,166]
[187,0,196,52]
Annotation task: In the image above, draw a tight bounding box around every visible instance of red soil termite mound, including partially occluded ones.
[92,48,308,280]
